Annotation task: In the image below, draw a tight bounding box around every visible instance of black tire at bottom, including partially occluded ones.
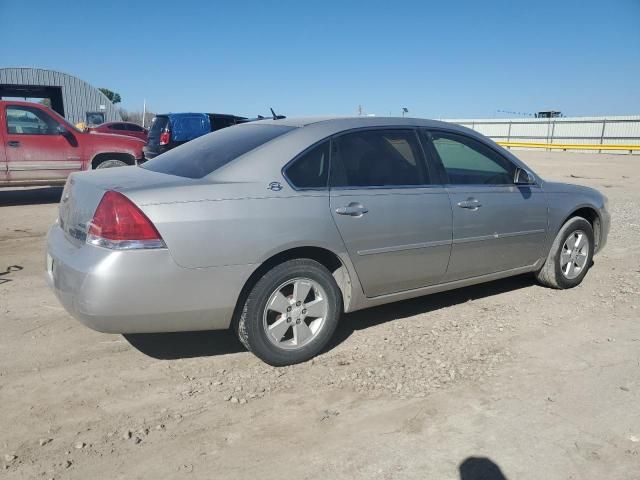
[535,216,594,289]
[236,259,342,366]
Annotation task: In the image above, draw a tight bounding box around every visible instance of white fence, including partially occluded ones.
[442,115,640,154]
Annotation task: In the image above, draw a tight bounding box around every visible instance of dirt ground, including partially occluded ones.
[1,150,639,480]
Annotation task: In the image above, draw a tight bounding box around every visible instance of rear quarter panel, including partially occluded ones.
[136,186,347,269]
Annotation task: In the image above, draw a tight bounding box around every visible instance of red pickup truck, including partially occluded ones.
[0,100,145,187]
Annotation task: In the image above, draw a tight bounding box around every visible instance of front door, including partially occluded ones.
[4,104,82,183]
[425,130,548,282]
[329,128,453,297]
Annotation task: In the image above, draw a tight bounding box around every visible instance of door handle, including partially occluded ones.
[7,141,20,148]
[335,203,369,217]
[457,198,482,210]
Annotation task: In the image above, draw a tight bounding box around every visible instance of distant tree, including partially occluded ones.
[39,98,52,108]
[99,88,122,104]
[118,107,155,127]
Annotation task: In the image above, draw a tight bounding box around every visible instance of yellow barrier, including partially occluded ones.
[497,141,640,151]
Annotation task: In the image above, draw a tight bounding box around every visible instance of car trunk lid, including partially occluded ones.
[58,166,186,247]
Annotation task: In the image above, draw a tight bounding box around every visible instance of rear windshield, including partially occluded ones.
[148,116,169,137]
[142,124,294,178]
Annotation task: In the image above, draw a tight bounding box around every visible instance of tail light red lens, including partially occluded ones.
[159,131,170,145]
[87,191,165,249]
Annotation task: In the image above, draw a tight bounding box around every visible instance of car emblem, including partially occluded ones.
[268,182,283,192]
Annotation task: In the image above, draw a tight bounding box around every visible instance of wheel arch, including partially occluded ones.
[231,246,354,331]
[561,205,602,251]
[91,152,136,169]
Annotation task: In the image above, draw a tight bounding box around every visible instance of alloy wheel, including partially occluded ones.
[262,278,328,350]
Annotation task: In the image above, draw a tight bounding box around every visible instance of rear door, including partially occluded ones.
[329,128,452,297]
[4,104,82,183]
[424,129,547,281]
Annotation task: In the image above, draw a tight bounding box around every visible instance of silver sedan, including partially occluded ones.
[46,117,610,365]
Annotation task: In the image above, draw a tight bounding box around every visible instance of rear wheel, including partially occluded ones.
[237,259,342,366]
[535,216,594,289]
[95,159,128,169]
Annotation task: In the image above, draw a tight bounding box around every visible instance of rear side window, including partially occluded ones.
[331,129,429,188]
[430,131,515,185]
[285,141,330,189]
[142,124,294,178]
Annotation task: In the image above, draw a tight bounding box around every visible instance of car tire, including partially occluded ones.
[95,159,128,169]
[237,259,342,366]
[535,216,594,289]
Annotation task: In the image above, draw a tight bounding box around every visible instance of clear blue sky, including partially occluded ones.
[1,0,639,118]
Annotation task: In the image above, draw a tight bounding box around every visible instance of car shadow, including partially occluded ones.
[459,456,508,480]
[0,187,63,206]
[124,329,245,360]
[326,273,534,352]
[124,273,536,361]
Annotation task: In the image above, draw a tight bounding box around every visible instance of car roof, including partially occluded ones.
[0,99,49,107]
[243,116,457,130]
[209,116,497,183]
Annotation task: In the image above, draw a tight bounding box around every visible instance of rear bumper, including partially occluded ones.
[46,224,254,334]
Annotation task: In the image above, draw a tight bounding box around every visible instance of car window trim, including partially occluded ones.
[328,127,434,191]
[424,127,534,187]
[415,128,447,185]
[281,137,332,191]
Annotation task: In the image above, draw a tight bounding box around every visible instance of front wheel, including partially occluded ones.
[535,216,594,289]
[237,259,342,366]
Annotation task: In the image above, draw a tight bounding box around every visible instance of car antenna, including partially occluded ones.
[270,108,278,120]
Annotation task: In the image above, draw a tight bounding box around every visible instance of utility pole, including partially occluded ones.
[142,99,146,128]
[358,104,362,116]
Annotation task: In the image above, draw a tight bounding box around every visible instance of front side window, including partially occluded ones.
[6,106,58,135]
[430,131,515,185]
[285,141,330,189]
[331,129,428,188]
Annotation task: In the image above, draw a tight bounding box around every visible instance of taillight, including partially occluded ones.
[87,191,166,250]
[159,131,170,145]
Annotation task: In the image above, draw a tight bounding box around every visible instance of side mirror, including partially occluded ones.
[514,167,536,185]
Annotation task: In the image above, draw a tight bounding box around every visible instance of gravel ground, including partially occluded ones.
[1,151,639,479]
